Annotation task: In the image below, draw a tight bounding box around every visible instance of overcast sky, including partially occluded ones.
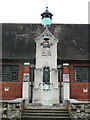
[0,0,89,24]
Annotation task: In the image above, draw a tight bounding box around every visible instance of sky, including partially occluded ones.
[0,0,89,24]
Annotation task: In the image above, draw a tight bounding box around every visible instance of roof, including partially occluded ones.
[1,23,88,61]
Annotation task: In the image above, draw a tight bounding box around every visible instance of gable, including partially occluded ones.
[35,28,58,43]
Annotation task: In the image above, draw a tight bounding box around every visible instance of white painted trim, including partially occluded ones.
[63,83,70,101]
[62,73,70,103]
[83,88,88,93]
[4,87,9,91]
[22,82,30,101]
[63,63,69,66]
[24,62,30,65]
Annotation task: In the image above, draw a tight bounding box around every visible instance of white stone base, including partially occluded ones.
[22,82,30,100]
[33,87,59,105]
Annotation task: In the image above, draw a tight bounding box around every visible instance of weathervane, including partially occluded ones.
[44,0,48,8]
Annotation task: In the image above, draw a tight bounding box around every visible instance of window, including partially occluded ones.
[0,65,2,81]
[0,65,19,82]
[74,66,90,82]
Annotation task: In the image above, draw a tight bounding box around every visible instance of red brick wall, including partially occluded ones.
[63,65,69,74]
[69,63,90,101]
[0,62,23,100]
[23,65,30,73]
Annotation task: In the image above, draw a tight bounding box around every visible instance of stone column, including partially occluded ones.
[22,62,30,105]
[63,63,70,104]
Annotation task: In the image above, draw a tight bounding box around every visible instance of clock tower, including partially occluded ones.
[33,7,59,105]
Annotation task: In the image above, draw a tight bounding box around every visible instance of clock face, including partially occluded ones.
[43,47,51,56]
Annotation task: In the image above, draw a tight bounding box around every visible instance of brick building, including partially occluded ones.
[0,7,89,105]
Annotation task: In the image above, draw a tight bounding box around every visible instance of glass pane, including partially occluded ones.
[82,67,88,82]
[2,65,19,82]
[88,67,90,82]
[0,65,2,81]
[75,66,89,83]
[75,67,81,82]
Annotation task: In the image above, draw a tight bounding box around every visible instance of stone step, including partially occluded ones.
[21,117,72,120]
[21,118,71,120]
[23,108,67,111]
[23,110,68,113]
[22,105,71,119]
[28,104,65,109]
[22,112,70,116]
[22,115,70,119]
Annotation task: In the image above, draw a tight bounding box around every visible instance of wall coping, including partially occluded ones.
[0,98,25,103]
[63,63,69,66]
[24,62,30,65]
[67,99,90,104]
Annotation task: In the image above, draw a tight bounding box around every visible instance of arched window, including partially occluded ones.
[43,67,50,84]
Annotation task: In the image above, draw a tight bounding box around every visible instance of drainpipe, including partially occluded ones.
[30,64,35,103]
[58,65,63,103]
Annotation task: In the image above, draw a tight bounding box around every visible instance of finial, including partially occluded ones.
[46,6,48,11]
